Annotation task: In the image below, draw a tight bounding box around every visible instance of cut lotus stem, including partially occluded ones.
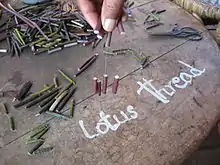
[58,69,76,84]
[30,124,48,132]
[97,80,101,96]
[28,141,44,156]
[26,138,45,145]
[29,125,49,139]
[33,146,54,155]
[93,77,98,94]
[38,99,56,115]
[39,91,58,108]
[31,84,55,97]
[25,88,60,109]
[15,81,32,101]
[53,75,59,88]
[9,116,16,131]
[34,127,50,139]
[102,74,108,94]
[56,83,73,98]
[0,102,9,115]
[56,87,76,112]
[49,90,68,111]
[70,99,75,118]
[112,75,120,94]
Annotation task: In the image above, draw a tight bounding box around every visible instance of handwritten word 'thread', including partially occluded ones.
[137,61,206,104]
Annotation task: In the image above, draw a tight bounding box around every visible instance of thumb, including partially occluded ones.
[101,0,125,32]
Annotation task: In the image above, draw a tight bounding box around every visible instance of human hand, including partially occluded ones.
[77,0,125,32]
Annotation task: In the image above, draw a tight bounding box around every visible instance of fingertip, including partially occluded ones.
[85,12,99,29]
[101,0,124,32]
[102,18,117,32]
[77,0,99,29]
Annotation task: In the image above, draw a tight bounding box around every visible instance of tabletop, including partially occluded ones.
[1,0,220,165]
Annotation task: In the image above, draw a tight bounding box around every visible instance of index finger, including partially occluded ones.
[77,0,99,29]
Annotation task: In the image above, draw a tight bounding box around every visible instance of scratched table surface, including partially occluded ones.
[1,0,220,164]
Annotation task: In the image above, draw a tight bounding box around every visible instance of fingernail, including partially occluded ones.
[103,19,117,31]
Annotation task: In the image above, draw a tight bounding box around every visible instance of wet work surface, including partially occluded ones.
[1,0,220,164]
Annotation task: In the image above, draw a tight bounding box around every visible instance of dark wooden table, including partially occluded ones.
[1,0,220,164]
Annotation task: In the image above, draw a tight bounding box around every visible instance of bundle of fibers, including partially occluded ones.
[173,0,220,20]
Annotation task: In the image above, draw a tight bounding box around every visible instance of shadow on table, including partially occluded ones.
[181,123,220,165]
